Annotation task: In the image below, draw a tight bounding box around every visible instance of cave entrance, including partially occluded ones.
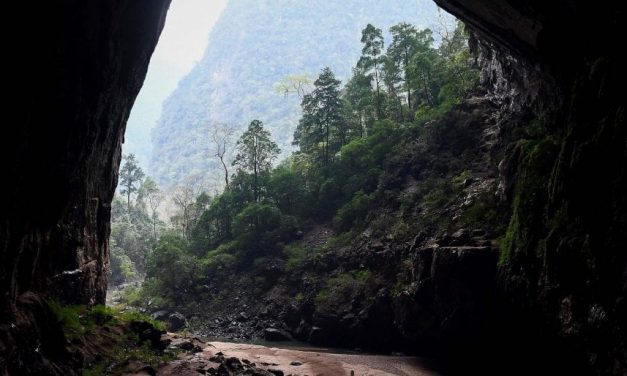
[110,0,492,360]
[4,0,625,375]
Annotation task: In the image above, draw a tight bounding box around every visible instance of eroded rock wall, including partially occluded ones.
[1,1,170,374]
[436,1,626,374]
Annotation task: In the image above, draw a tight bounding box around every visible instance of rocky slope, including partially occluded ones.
[153,94,507,366]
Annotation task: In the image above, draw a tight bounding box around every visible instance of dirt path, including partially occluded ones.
[155,336,445,376]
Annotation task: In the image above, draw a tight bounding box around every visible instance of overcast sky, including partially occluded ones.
[153,0,229,76]
[124,0,229,169]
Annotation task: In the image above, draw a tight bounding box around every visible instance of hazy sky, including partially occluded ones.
[124,0,229,168]
[153,0,229,75]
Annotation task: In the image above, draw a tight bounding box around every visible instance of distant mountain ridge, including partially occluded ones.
[150,0,449,188]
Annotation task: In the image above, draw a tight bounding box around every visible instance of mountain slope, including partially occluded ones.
[150,0,449,188]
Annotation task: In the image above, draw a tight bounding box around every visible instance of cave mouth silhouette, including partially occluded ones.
[1,1,625,375]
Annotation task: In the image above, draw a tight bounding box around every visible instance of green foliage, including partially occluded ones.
[49,302,172,375]
[145,234,200,304]
[294,68,345,167]
[49,302,166,339]
[283,244,306,270]
[119,154,146,213]
[48,301,86,339]
[109,247,137,286]
[135,18,482,316]
[314,270,379,313]
[358,24,385,118]
[234,120,280,203]
[499,114,559,265]
[150,0,443,188]
[334,191,373,231]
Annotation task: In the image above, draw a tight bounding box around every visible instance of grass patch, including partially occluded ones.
[48,301,173,375]
[314,270,380,313]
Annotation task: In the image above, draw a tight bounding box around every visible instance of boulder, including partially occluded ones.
[168,312,187,332]
[263,328,292,341]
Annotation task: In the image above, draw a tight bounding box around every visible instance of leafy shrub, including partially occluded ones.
[333,190,373,231]
[109,247,137,286]
[283,244,306,270]
[314,270,379,313]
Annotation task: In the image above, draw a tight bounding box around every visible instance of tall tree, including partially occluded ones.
[211,123,236,190]
[119,154,145,214]
[408,29,439,106]
[233,120,280,203]
[344,68,375,137]
[388,23,419,111]
[357,24,385,119]
[171,186,199,241]
[382,55,404,121]
[438,21,478,98]
[294,67,344,167]
[138,177,162,239]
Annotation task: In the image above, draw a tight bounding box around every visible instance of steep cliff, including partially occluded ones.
[0,1,170,374]
[435,1,626,374]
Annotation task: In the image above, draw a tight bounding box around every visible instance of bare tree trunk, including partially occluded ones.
[219,155,229,189]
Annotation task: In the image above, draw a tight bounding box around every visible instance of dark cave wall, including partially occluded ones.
[1,1,170,373]
[2,0,171,305]
[436,1,626,374]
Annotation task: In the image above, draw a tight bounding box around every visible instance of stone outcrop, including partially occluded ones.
[1,1,170,374]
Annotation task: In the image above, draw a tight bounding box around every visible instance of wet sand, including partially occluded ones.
[157,336,445,376]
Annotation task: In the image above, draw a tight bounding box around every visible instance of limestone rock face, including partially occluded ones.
[2,0,170,304]
[1,1,170,374]
[435,1,626,374]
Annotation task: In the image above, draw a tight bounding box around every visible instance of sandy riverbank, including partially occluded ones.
[155,335,445,376]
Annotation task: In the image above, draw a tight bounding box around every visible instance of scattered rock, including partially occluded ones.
[118,360,157,376]
[176,338,204,353]
[290,361,303,366]
[225,357,244,371]
[263,328,292,341]
[129,320,167,350]
[259,362,279,367]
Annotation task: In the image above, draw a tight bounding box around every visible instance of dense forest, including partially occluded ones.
[149,0,453,189]
[110,19,494,352]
